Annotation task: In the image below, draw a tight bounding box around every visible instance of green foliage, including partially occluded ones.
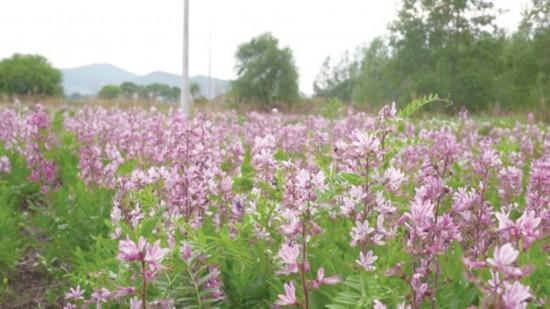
[0,149,39,296]
[398,94,452,118]
[321,98,344,120]
[0,54,62,96]
[231,32,300,107]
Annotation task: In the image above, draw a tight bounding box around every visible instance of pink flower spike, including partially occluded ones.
[276,281,297,306]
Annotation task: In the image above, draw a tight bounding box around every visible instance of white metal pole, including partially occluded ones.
[181,0,190,114]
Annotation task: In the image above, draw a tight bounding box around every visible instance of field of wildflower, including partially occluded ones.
[0,103,548,308]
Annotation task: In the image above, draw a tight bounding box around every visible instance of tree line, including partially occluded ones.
[1,0,548,112]
[97,82,203,103]
[312,0,550,112]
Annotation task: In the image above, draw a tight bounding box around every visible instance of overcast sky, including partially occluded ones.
[0,0,529,94]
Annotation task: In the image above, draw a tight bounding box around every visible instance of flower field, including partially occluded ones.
[0,104,549,308]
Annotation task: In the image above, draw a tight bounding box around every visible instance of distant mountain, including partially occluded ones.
[61,63,230,100]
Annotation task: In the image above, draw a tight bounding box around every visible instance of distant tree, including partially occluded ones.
[521,0,550,107]
[313,52,358,103]
[389,0,502,111]
[120,82,140,99]
[231,32,299,107]
[190,82,202,101]
[98,85,121,100]
[353,38,393,107]
[0,54,62,96]
[144,83,179,101]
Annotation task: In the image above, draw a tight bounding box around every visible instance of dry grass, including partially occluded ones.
[0,96,547,123]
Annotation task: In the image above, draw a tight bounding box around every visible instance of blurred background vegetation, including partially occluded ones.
[0,0,549,116]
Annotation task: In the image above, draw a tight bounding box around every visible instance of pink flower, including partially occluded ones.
[495,211,516,232]
[311,267,340,289]
[502,281,531,309]
[278,243,300,274]
[350,220,375,247]
[279,209,302,236]
[144,240,169,272]
[180,243,193,262]
[276,282,297,306]
[110,286,135,299]
[411,273,428,305]
[516,211,541,248]
[130,297,141,309]
[374,299,387,309]
[487,243,518,270]
[90,288,110,305]
[351,130,380,157]
[356,250,377,272]
[383,167,406,192]
[0,156,10,173]
[401,198,434,237]
[117,237,146,262]
[65,285,85,300]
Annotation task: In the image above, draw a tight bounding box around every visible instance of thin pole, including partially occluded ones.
[181,0,190,114]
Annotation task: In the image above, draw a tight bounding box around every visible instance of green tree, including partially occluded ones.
[0,54,62,96]
[120,82,140,99]
[97,85,121,100]
[522,0,550,108]
[231,33,299,107]
[352,38,393,107]
[144,83,180,102]
[313,52,358,103]
[388,0,502,111]
[190,82,202,101]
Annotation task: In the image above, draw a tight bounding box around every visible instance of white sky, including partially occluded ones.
[0,0,529,94]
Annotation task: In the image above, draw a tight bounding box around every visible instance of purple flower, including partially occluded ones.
[411,273,428,305]
[350,220,375,247]
[502,281,531,309]
[311,267,340,289]
[90,288,110,306]
[373,300,387,309]
[130,297,141,309]
[180,242,193,262]
[356,250,377,272]
[516,211,541,248]
[117,237,146,262]
[276,281,297,306]
[278,243,300,274]
[65,285,85,300]
[110,286,135,299]
[144,240,169,272]
[351,130,380,157]
[487,243,518,270]
[401,197,434,237]
[0,156,10,173]
[383,167,406,192]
